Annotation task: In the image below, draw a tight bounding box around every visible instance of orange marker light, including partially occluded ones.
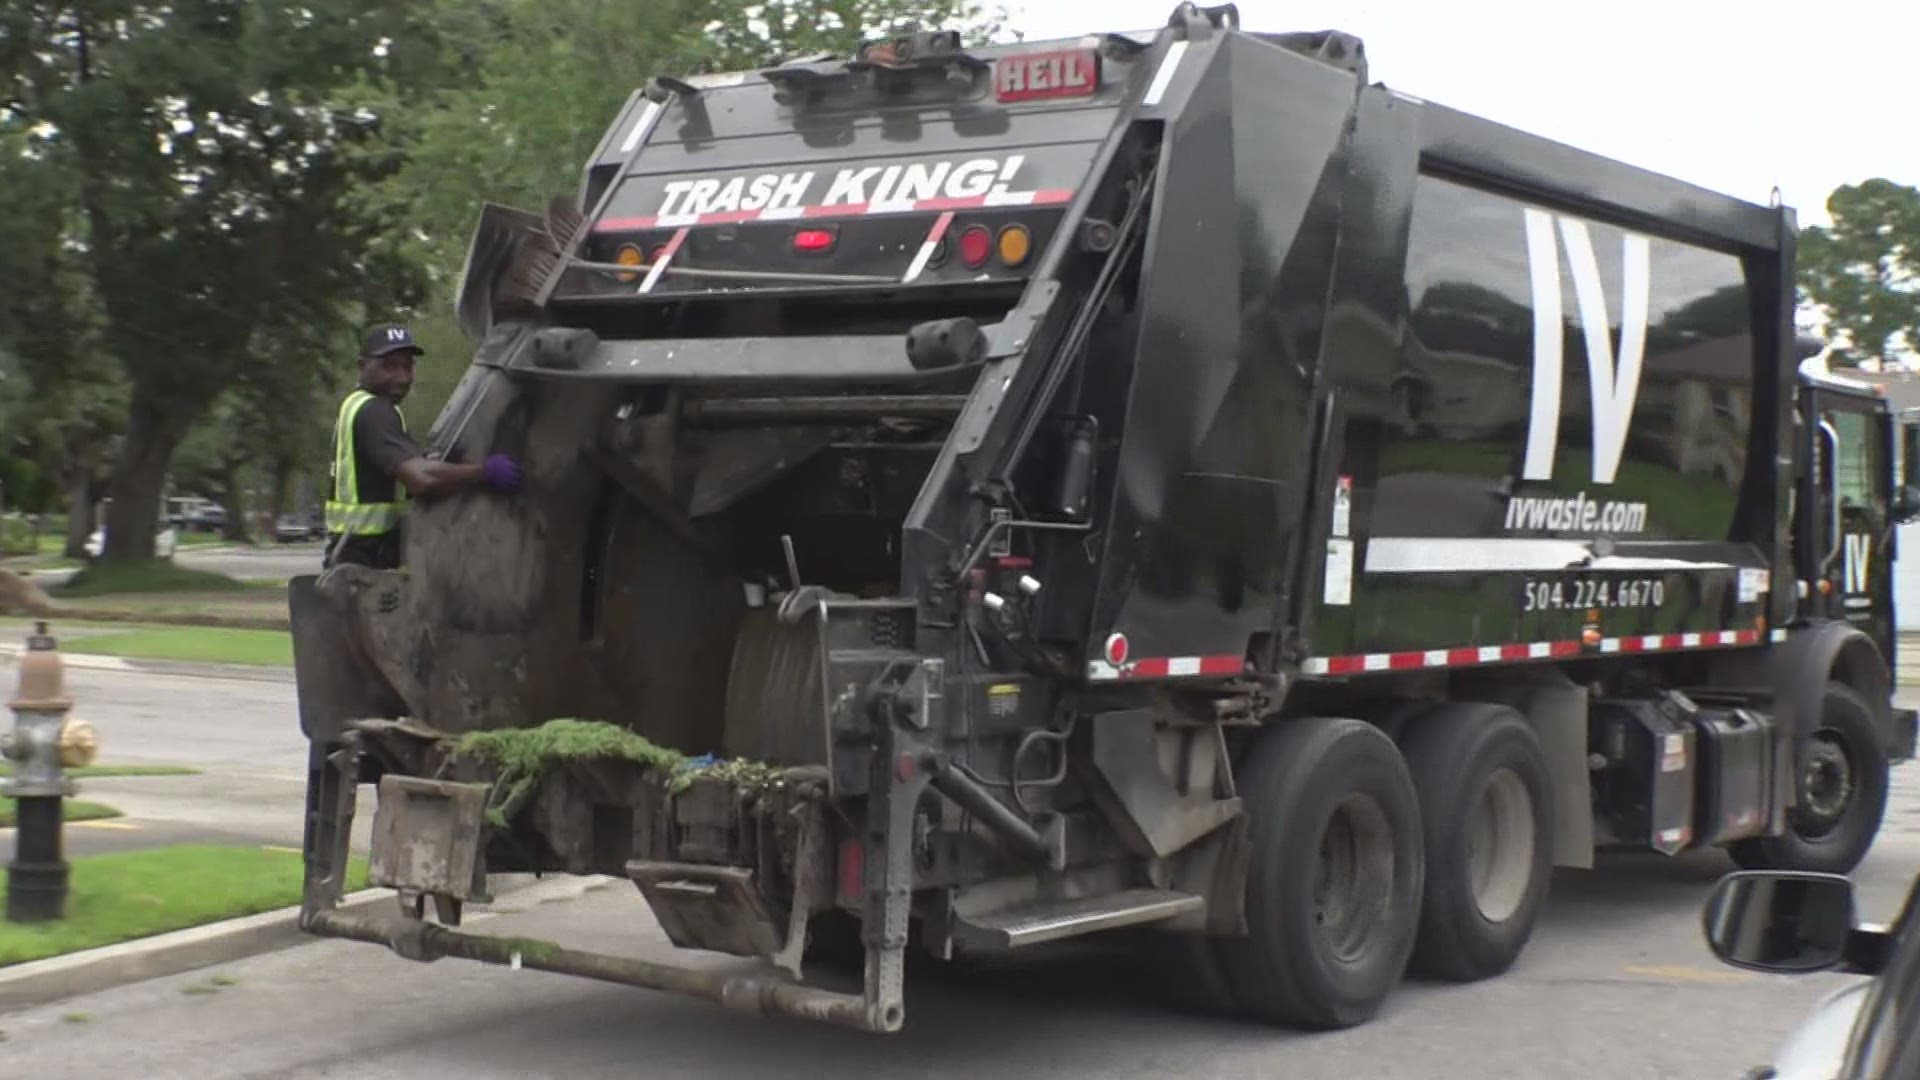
[997,224,1032,267]
[614,244,644,282]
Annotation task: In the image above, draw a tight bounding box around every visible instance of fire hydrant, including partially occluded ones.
[3,621,80,921]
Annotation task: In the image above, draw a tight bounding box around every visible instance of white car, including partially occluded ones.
[84,525,178,559]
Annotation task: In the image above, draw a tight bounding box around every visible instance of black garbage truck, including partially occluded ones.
[292,3,1920,1033]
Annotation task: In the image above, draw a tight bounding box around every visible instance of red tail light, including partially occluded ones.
[794,227,836,253]
[958,225,993,268]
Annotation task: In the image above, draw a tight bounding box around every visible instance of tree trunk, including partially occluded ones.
[101,399,185,563]
[219,463,250,544]
[62,471,94,560]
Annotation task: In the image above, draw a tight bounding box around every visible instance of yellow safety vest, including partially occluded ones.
[325,389,408,536]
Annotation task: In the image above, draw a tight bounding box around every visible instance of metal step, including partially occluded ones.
[953,889,1204,949]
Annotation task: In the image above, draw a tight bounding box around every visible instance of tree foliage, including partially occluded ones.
[1798,179,1920,368]
[2,1,451,560]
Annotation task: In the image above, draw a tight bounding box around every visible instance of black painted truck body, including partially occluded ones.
[293,4,1920,1034]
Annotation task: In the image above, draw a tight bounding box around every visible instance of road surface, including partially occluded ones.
[0,667,1914,1077]
[173,541,324,583]
[13,541,323,590]
[0,663,364,860]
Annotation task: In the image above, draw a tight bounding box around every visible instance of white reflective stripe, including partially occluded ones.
[1167,656,1201,676]
[1300,658,1330,675]
[655,213,702,228]
[1681,632,1702,647]
[1478,646,1502,663]
[1361,654,1389,672]
[868,199,917,215]
[619,101,664,154]
[1423,650,1448,666]
[759,206,807,221]
[1364,537,1732,574]
[1087,660,1122,680]
[984,190,1038,207]
[1528,642,1552,658]
[1771,628,1789,643]
[1142,40,1188,106]
[1600,639,1622,653]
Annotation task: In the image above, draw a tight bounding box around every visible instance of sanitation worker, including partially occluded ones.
[323,323,524,570]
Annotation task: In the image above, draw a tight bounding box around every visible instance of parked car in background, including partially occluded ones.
[85,525,178,559]
[1702,869,1920,1078]
[275,510,323,543]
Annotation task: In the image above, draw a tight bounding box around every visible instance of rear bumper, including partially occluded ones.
[299,906,885,1031]
[1893,706,1918,763]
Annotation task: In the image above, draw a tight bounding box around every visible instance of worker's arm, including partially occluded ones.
[394,457,485,498]
[359,399,523,498]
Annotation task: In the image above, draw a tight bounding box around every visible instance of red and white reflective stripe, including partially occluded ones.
[901,211,955,283]
[638,226,690,293]
[1301,629,1764,677]
[593,189,1076,233]
[1088,654,1243,682]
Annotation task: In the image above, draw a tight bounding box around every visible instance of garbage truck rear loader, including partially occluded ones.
[293,3,1920,1034]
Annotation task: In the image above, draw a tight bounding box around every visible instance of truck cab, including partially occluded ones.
[1794,351,1920,672]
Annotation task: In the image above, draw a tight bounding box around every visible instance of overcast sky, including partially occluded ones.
[1003,0,1919,230]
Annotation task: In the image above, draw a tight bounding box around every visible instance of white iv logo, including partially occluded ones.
[1520,208,1652,486]
[1844,533,1871,594]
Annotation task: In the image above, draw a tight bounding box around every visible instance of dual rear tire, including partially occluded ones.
[1158,705,1554,1027]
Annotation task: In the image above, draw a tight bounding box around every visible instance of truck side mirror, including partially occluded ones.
[1701,870,1857,974]
[1895,486,1920,525]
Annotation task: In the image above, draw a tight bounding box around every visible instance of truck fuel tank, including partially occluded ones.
[1591,695,1698,855]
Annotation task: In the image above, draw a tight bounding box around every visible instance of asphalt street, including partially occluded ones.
[17,540,324,590]
[173,541,325,583]
[0,663,366,860]
[0,666,1913,1077]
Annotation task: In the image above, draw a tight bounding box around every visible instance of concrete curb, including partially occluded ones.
[0,646,294,685]
[0,873,618,1013]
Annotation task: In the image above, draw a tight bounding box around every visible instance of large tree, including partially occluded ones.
[1798,179,1920,369]
[0,121,123,556]
[1,1,448,561]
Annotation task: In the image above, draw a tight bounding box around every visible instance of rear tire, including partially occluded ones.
[1221,716,1424,1029]
[1729,681,1888,875]
[1398,703,1555,982]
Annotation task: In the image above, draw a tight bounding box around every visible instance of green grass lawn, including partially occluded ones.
[0,845,371,967]
[0,798,121,828]
[63,625,292,667]
[56,561,247,598]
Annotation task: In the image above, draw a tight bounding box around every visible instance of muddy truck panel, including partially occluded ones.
[295,3,1918,1038]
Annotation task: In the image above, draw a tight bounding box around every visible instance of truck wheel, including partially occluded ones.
[1397,703,1554,982]
[1730,681,1889,875]
[1221,716,1424,1029]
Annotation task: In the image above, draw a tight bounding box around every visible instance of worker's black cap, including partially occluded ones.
[360,323,424,358]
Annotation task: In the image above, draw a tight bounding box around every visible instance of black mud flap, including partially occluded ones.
[289,573,406,742]
[1894,706,1917,763]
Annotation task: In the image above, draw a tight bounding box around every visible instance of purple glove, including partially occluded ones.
[482,453,524,493]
